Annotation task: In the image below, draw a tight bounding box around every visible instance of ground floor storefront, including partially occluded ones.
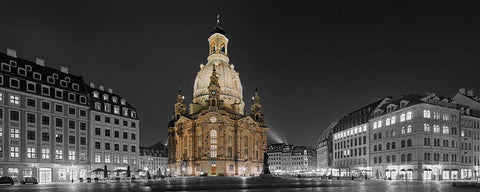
[0,162,89,183]
[371,164,479,180]
[169,160,263,177]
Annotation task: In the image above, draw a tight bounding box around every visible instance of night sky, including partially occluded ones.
[1,1,480,148]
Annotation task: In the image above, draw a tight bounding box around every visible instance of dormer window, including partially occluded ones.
[104,103,111,112]
[65,77,70,82]
[9,60,17,67]
[1,63,11,72]
[112,97,118,103]
[93,91,99,98]
[47,76,55,84]
[114,106,120,114]
[121,99,126,105]
[95,102,101,110]
[131,111,136,118]
[103,94,109,101]
[52,73,59,79]
[72,84,79,91]
[25,65,32,71]
[33,72,41,80]
[60,80,68,87]
[10,78,20,89]
[18,68,27,76]
[123,108,128,116]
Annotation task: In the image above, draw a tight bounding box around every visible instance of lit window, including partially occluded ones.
[433,125,440,133]
[93,91,99,98]
[211,130,217,158]
[9,95,20,105]
[122,156,128,164]
[391,116,396,124]
[400,114,406,122]
[95,102,101,110]
[373,122,378,129]
[123,108,128,116]
[423,110,431,118]
[112,97,118,103]
[0,92,3,102]
[42,148,50,159]
[378,121,382,128]
[121,99,126,105]
[442,126,449,134]
[95,154,101,163]
[27,147,36,159]
[424,124,430,132]
[401,127,405,134]
[406,112,412,120]
[56,149,63,160]
[103,94,109,101]
[114,106,120,114]
[10,128,19,138]
[105,155,111,163]
[386,118,390,126]
[407,125,412,133]
[10,146,19,158]
[69,150,75,160]
[131,111,136,118]
[363,125,367,132]
[104,104,111,112]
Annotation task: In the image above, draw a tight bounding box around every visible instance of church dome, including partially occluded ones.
[192,61,244,114]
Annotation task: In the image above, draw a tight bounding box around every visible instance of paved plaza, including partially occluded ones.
[0,177,479,192]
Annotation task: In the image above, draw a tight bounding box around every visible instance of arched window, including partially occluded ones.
[407,154,412,161]
[374,145,377,151]
[373,133,377,140]
[378,132,382,139]
[401,154,405,162]
[392,142,396,149]
[407,139,412,147]
[392,155,396,162]
[210,130,217,158]
[386,143,390,150]
[401,140,405,148]
[374,157,377,164]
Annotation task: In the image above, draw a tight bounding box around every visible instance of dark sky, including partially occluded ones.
[1,0,480,148]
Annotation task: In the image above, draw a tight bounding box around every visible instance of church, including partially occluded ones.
[167,18,268,176]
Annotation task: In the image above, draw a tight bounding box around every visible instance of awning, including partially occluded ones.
[90,168,104,172]
[407,169,413,171]
[385,169,390,172]
[424,169,432,171]
[451,169,459,171]
[400,169,406,171]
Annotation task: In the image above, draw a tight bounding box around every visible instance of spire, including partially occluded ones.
[251,88,264,123]
[211,14,226,35]
[209,64,219,87]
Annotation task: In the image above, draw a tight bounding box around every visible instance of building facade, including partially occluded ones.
[139,146,168,177]
[267,143,317,175]
[167,21,268,177]
[316,122,336,175]
[323,89,480,180]
[0,49,140,182]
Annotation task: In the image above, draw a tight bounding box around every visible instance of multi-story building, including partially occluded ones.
[0,48,140,182]
[267,143,317,175]
[87,84,140,178]
[316,122,336,175]
[324,89,480,180]
[139,146,168,177]
[330,98,388,177]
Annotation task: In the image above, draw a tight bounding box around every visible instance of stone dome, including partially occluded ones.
[192,61,245,115]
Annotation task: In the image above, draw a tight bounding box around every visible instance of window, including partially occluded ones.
[79,110,87,117]
[401,140,405,148]
[80,122,86,130]
[210,130,217,158]
[56,134,63,143]
[103,94,109,101]
[114,119,119,125]
[121,99,126,105]
[9,78,20,89]
[93,91,99,98]
[10,110,19,121]
[122,156,128,164]
[407,154,412,161]
[55,104,63,113]
[95,128,101,135]
[131,146,136,152]
[378,121,382,128]
[55,89,63,98]
[95,154,101,163]
[68,107,75,115]
[42,148,50,159]
[27,82,36,92]
[94,102,101,110]
[114,131,119,138]
[10,95,20,105]
[123,132,128,139]
[401,127,405,134]
[42,132,49,142]
[386,118,390,126]
[10,129,19,138]
[131,122,136,128]
[114,144,119,151]
[95,142,101,149]
[68,120,75,129]
[443,126,449,134]
[407,139,412,147]
[423,110,431,118]
[72,83,79,91]
[27,130,35,140]
[80,137,86,145]
[105,129,111,137]
[104,104,111,113]
[391,116,396,124]
[123,109,129,116]
[105,143,111,150]
[105,155,111,163]
[10,147,19,158]
[392,142,396,149]
[69,136,75,144]
[105,117,110,123]
[68,93,75,102]
[424,124,430,132]
[401,154,405,162]
[406,112,412,120]
[55,118,63,127]
[69,150,75,160]
[123,145,128,152]
[434,125,440,133]
[407,125,412,133]
[27,113,36,123]
[42,116,50,125]
[131,133,136,140]
[400,114,405,122]
[114,106,120,114]
[27,98,36,107]
[95,115,101,121]
[41,101,50,110]
[373,122,378,129]
[79,96,87,104]
[34,72,42,80]
[112,97,118,103]
[27,147,36,159]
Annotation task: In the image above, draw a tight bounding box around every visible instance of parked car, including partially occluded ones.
[0,176,14,185]
[20,177,38,184]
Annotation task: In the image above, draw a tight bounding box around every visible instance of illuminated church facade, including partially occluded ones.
[167,19,268,176]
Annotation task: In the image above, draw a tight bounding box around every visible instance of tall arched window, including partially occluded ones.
[210,130,217,158]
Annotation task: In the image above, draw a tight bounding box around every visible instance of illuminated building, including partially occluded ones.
[0,48,139,182]
[167,18,268,177]
[267,143,317,174]
[139,146,168,176]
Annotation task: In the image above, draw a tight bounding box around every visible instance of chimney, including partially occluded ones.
[60,66,69,74]
[36,58,45,66]
[89,83,95,88]
[99,85,104,91]
[6,48,17,58]
[107,88,113,94]
[459,88,466,95]
[467,90,474,97]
